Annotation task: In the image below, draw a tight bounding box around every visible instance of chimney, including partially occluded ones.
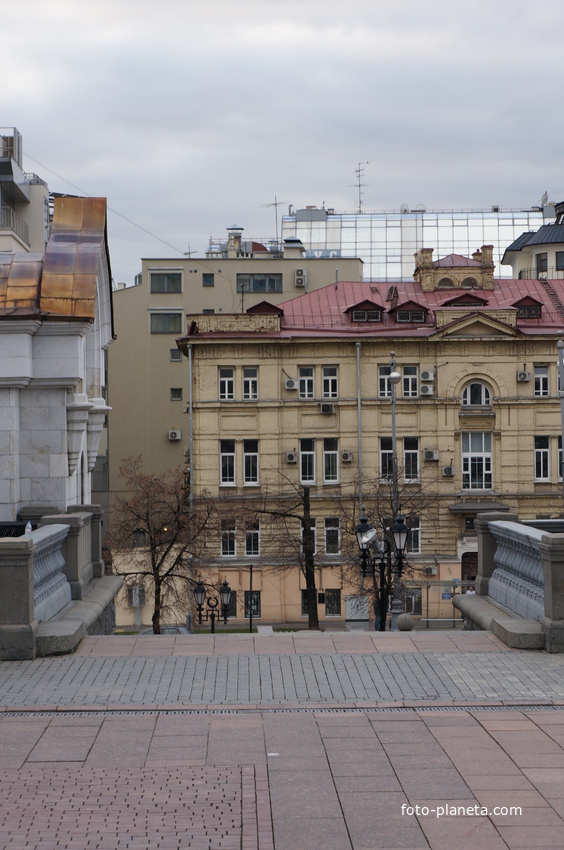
[226,225,244,257]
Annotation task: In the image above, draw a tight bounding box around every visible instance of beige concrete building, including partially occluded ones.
[170,246,564,628]
[109,228,363,481]
[0,127,49,254]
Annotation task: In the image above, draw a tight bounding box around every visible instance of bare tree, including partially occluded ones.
[109,456,215,633]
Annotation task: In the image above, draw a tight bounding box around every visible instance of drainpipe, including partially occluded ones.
[356,342,363,515]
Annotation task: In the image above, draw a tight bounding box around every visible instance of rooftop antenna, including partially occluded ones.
[355,162,369,213]
[260,195,286,248]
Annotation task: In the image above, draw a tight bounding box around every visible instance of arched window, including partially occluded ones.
[462,382,491,406]
[437,277,455,288]
[461,277,479,289]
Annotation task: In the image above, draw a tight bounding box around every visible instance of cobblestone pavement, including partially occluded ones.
[2,633,564,849]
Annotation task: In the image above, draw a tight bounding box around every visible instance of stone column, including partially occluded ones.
[474,511,518,596]
[67,504,105,577]
[39,512,93,598]
[538,532,564,652]
[0,536,37,659]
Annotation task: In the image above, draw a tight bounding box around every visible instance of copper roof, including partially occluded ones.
[0,196,109,321]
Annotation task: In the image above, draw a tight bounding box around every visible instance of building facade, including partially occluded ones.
[175,247,564,627]
[0,127,50,254]
[281,203,556,281]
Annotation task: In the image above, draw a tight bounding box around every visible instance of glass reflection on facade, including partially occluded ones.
[281,206,554,281]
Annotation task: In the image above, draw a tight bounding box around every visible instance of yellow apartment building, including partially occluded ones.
[169,244,564,628]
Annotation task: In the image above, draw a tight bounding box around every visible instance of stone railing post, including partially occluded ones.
[0,535,36,659]
[538,532,564,652]
[67,504,105,577]
[474,511,518,596]
[38,512,93,598]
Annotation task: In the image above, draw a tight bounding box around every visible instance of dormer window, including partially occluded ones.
[352,309,381,322]
[396,310,425,323]
[516,304,542,319]
[462,382,491,407]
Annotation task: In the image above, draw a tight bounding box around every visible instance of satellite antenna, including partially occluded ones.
[400,203,410,214]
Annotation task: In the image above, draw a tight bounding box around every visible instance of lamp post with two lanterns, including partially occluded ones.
[192,579,232,633]
[355,514,409,631]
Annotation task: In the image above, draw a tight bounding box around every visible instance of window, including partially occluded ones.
[299,367,314,399]
[170,349,182,362]
[243,367,258,400]
[437,277,454,288]
[516,304,542,319]
[380,437,393,481]
[379,365,391,398]
[406,519,421,554]
[245,520,260,556]
[170,388,182,401]
[352,310,381,322]
[462,382,491,406]
[556,252,564,271]
[406,588,422,615]
[202,273,214,287]
[461,277,479,289]
[220,440,235,485]
[534,436,550,481]
[221,519,236,556]
[226,590,237,618]
[325,589,341,617]
[243,439,259,485]
[462,432,492,490]
[323,438,339,483]
[150,271,181,293]
[396,310,425,323]
[300,438,315,483]
[403,437,419,481]
[325,517,340,554]
[301,518,317,555]
[132,530,146,547]
[559,436,563,481]
[219,367,235,400]
[245,591,261,618]
[150,312,182,334]
[536,253,548,276]
[322,366,338,398]
[301,589,310,618]
[403,366,418,398]
[127,584,146,608]
[534,366,549,397]
[237,274,282,293]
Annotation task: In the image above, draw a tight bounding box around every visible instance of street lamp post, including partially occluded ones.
[355,515,409,631]
[193,579,232,634]
[558,338,564,511]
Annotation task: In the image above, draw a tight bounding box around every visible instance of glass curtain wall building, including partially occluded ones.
[281,206,555,280]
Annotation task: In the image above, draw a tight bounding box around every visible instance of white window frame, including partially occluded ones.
[300,438,316,483]
[322,366,338,399]
[380,436,393,482]
[299,367,314,399]
[534,366,549,397]
[406,518,421,554]
[243,367,258,400]
[243,439,259,486]
[462,382,491,407]
[245,520,260,556]
[221,519,236,557]
[403,437,419,482]
[324,517,340,555]
[378,365,391,398]
[323,438,339,483]
[219,367,235,401]
[220,440,236,486]
[462,432,492,490]
[403,365,418,398]
[534,436,550,481]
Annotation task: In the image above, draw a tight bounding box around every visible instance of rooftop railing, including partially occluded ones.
[0,206,29,246]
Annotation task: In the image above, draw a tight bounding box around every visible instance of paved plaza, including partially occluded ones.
[2,631,564,849]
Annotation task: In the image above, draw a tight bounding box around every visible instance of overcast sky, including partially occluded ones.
[5,0,564,283]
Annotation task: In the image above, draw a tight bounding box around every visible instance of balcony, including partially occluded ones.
[518,268,564,280]
[0,206,29,246]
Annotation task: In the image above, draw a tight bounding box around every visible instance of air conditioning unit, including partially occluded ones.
[442,465,455,477]
[320,403,335,414]
[420,385,434,397]
[286,451,298,464]
[424,449,439,462]
[424,565,438,576]
[342,450,353,462]
[285,378,299,390]
[421,370,434,382]
[517,370,531,382]
[295,269,307,287]
[168,429,182,441]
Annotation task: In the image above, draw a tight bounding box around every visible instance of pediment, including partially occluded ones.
[431,311,521,339]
